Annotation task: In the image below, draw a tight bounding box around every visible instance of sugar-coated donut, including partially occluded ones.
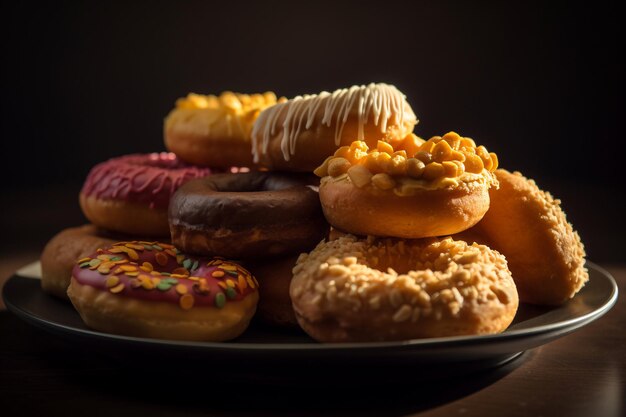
[67,241,259,341]
[251,83,417,172]
[246,255,300,327]
[80,152,214,237]
[291,235,518,342]
[314,132,499,239]
[455,169,589,305]
[40,224,118,300]
[165,91,285,168]
[169,172,329,259]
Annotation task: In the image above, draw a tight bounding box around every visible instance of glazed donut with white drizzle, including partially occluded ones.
[251,83,418,171]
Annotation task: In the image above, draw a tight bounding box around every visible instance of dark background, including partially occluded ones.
[1,1,624,261]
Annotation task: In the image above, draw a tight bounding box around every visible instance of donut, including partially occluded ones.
[79,152,214,237]
[246,255,300,327]
[169,171,329,259]
[251,83,417,172]
[67,241,259,341]
[314,132,499,239]
[164,91,285,167]
[40,224,117,300]
[291,235,518,342]
[454,169,589,305]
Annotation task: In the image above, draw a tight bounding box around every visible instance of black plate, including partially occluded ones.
[2,261,617,381]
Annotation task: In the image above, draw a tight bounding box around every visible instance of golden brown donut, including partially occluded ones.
[315,132,499,238]
[454,169,588,305]
[164,92,285,167]
[246,255,300,328]
[251,83,417,172]
[67,241,259,341]
[291,235,518,342]
[40,224,118,300]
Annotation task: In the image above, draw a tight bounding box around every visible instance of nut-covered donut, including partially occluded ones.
[314,132,499,238]
[251,83,417,172]
[165,91,285,167]
[67,241,259,341]
[80,152,214,237]
[169,172,329,259]
[455,169,589,305]
[291,235,518,342]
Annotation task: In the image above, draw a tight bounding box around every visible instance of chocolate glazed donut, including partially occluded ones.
[169,172,329,259]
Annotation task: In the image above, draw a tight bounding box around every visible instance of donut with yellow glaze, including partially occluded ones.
[165,91,285,167]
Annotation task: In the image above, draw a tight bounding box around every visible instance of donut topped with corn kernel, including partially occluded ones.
[314,131,498,195]
[164,91,286,168]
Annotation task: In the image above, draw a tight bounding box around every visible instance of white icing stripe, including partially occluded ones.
[251,83,416,163]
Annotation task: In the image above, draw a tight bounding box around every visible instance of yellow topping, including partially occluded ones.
[314,131,499,192]
[175,91,286,115]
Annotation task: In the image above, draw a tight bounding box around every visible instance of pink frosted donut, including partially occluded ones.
[67,241,259,341]
[79,152,216,236]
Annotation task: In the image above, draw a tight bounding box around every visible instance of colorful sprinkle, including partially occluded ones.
[215,293,226,308]
[120,265,137,272]
[125,243,144,251]
[183,259,192,270]
[155,252,168,266]
[152,244,164,251]
[212,270,225,278]
[237,275,247,292]
[157,282,173,291]
[225,287,237,299]
[141,262,153,272]
[246,277,256,289]
[179,294,194,310]
[76,257,91,264]
[193,279,210,295]
[110,283,125,294]
[105,276,120,288]
[88,258,102,269]
[175,284,188,295]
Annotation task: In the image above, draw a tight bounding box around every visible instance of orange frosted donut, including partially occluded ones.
[251,83,418,172]
[455,169,589,305]
[67,241,259,341]
[79,152,214,237]
[291,235,518,342]
[164,91,285,167]
[314,132,499,238]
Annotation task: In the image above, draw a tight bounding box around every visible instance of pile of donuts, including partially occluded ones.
[40,83,589,343]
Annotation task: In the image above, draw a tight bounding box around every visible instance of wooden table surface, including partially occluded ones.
[0,253,623,417]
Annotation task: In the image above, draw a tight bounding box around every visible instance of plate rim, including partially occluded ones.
[2,261,618,352]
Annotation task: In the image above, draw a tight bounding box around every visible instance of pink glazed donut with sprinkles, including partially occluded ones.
[67,241,259,341]
[79,152,216,237]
